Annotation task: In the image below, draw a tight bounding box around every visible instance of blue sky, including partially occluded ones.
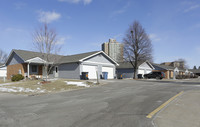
[0,0,200,68]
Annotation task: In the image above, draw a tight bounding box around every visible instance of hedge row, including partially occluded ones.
[176,74,198,79]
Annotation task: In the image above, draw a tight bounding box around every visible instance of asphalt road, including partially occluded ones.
[0,79,200,127]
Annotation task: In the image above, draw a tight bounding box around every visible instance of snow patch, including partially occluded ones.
[0,87,46,93]
[65,81,90,87]
[0,82,21,87]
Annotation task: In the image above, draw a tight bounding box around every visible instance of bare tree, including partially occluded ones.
[193,66,197,70]
[32,23,61,81]
[175,58,188,69]
[0,49,8,63]
[123,21,153,79]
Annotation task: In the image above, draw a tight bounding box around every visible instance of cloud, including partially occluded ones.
[110,2,130,18]
[56,36,71,45]
[83,0,92,5]
[4,28,24,33]
[14,2,26,9]
[149,34,161,42]
[38,11,61,23]
[113,34,123,40]
[184,4,200,12]
[58,0,93,5]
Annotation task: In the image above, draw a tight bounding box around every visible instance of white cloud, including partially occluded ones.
[5,28,24,32]
[83,0,92,5]
[14,2,26,9]
[184,4,200,12]
[56,36,71,45]
[113,34,123,40]
[110,2,130,18]
[58,0,93,5]
[149,34,161,42]
[38,11,61,23]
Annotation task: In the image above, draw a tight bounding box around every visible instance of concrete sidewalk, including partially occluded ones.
[154,90,200,127]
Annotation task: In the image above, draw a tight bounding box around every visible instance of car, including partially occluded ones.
[144,72,165,79]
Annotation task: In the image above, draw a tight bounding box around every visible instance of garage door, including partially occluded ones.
[82,65,97,79]
[0,70,6,77]
[102,67,114,79]
[138,69,145,75]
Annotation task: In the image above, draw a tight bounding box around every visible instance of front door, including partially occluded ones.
[55,66,59,78]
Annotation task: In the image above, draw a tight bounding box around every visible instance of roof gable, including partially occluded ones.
[13,49,63,62]
[6,49,118,65]
[117,61,154,69]
[25,57,47,64]
[58,51,100,64]
[152,63,176,70]
[58,51,118,65]
[82,53,116,65]
[6,51,24,65]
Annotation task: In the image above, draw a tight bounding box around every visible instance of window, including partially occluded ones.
[18,69,22,74]
[56,67,58,73]
[32,65,37,72]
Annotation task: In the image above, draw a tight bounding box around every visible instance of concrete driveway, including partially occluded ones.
[0,79,200,127]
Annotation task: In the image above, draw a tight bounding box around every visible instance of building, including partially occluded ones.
[102,39,123,62]
[152,63,192,79]
[189,69,200,76]
[5,49,118,80]
[116,61,154,78]
[161,61,185,69]
[0,63,7,77]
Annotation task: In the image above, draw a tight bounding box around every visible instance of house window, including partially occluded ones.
[18,69,22,74]
[56,67,58,73]
[32,65,37,72]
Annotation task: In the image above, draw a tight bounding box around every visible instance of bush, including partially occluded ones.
[184,75,190,79]
[194,75,199,78]
[176,75,183,79]
[11,74,24,82]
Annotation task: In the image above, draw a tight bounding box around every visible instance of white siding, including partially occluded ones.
[82,65,97,79]
[138,62,153,77]
[0,66,7,77]
[102,66,114,79]
[81,52,117,80]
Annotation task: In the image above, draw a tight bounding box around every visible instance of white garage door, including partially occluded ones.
[0,70,7,77]
[146,69,152,74]
[102,67,114,79]
[82,65,97,79]
[138,69,145,75]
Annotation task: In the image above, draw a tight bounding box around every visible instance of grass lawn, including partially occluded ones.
[0,79,11,84]
[0,79,94,95]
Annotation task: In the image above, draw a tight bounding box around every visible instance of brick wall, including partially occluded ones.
[7,63,27,79]
[164,71,169,79]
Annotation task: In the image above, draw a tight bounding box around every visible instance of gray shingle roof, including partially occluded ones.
[13,49,100,64]
[58,51,99,64]
[13,49,63,62]
[189,69,200,73]
[0,63,4,66]
[117,61,146,69]
[151,63,176,70]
